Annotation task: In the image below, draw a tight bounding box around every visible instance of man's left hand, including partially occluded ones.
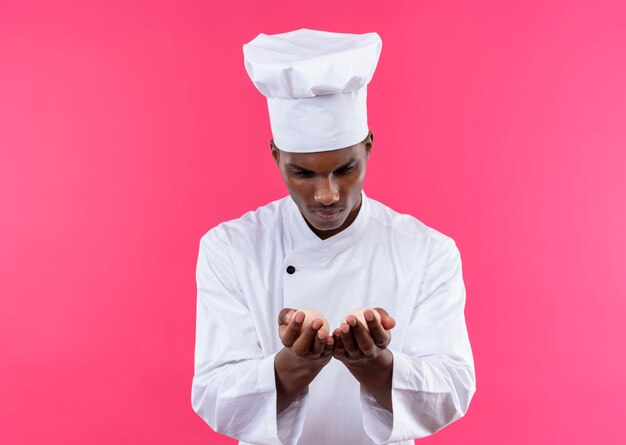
[332,308,396,365]
[332,307,396,412]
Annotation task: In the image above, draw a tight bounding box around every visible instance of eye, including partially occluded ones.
[335,164,356,175]
[292,170,315,178]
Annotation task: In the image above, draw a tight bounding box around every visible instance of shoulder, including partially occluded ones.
[199,196,290,251]
[366,196,458,254]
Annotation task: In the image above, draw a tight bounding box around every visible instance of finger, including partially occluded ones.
[333,329,344,349]
[277,308,298,342]
[332,329,342,354]
[310,328,328,356]
[349,315,376,354]
[322,335,335,358]
[364,309,390,348]
[291,318,322,356]
[340,320,359,356]
[332,333,347,359]
[373,307,397,330]
[280,311,305,347]
[278,307,297,326]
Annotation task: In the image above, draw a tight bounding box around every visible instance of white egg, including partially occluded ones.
[299,307,330,333]
[342,307,381,332]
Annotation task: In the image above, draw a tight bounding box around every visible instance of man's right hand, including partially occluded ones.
[278,308,334,363]
[274,308,334,413]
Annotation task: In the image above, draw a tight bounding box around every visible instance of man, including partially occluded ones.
[192,29,475,445]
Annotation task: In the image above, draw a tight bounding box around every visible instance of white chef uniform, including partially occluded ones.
[191,191,476,444]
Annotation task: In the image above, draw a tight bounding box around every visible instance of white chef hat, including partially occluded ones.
[243,28,382,153]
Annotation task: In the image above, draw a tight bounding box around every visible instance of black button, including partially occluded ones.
[286,265,296,274]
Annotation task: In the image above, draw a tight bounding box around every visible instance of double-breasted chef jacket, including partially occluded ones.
[192,191,476,444]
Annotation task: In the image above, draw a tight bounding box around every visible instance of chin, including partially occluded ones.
[309,214,347,231]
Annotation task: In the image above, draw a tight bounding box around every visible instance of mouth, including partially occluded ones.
[311,208,343,222]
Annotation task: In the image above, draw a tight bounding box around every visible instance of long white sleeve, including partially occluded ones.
[360,237,476,444]
[191,230,307,445]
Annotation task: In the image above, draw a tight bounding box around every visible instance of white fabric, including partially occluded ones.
[243,29,382,153]
[192,191,476,444]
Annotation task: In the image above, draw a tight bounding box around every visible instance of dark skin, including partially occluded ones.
[270,133,371,240]
[271,132,397,413]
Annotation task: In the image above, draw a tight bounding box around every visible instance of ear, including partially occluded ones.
[364,131,373,158]
[270,139,280,165]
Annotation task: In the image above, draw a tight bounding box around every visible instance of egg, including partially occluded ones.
[342,307,381,332]
[299,307,330,333]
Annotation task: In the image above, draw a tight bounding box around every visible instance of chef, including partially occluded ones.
[191,29,476,445]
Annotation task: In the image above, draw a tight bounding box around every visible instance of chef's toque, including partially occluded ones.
[243,28,382,153]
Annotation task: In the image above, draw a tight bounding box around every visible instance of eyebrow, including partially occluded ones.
[287,158,357,174]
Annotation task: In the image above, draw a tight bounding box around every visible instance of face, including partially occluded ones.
[272,133,373,240]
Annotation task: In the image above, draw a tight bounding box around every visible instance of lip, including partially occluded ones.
[312,208,343,221]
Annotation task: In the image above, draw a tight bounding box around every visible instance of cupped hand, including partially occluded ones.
[332,307,396,366]
[278,307,335,366]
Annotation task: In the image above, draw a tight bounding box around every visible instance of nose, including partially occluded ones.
[314,176,339,206]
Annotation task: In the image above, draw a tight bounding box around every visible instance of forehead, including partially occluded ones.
[281,145,364,171]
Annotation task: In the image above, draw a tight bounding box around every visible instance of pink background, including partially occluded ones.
[1,0,625,443]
